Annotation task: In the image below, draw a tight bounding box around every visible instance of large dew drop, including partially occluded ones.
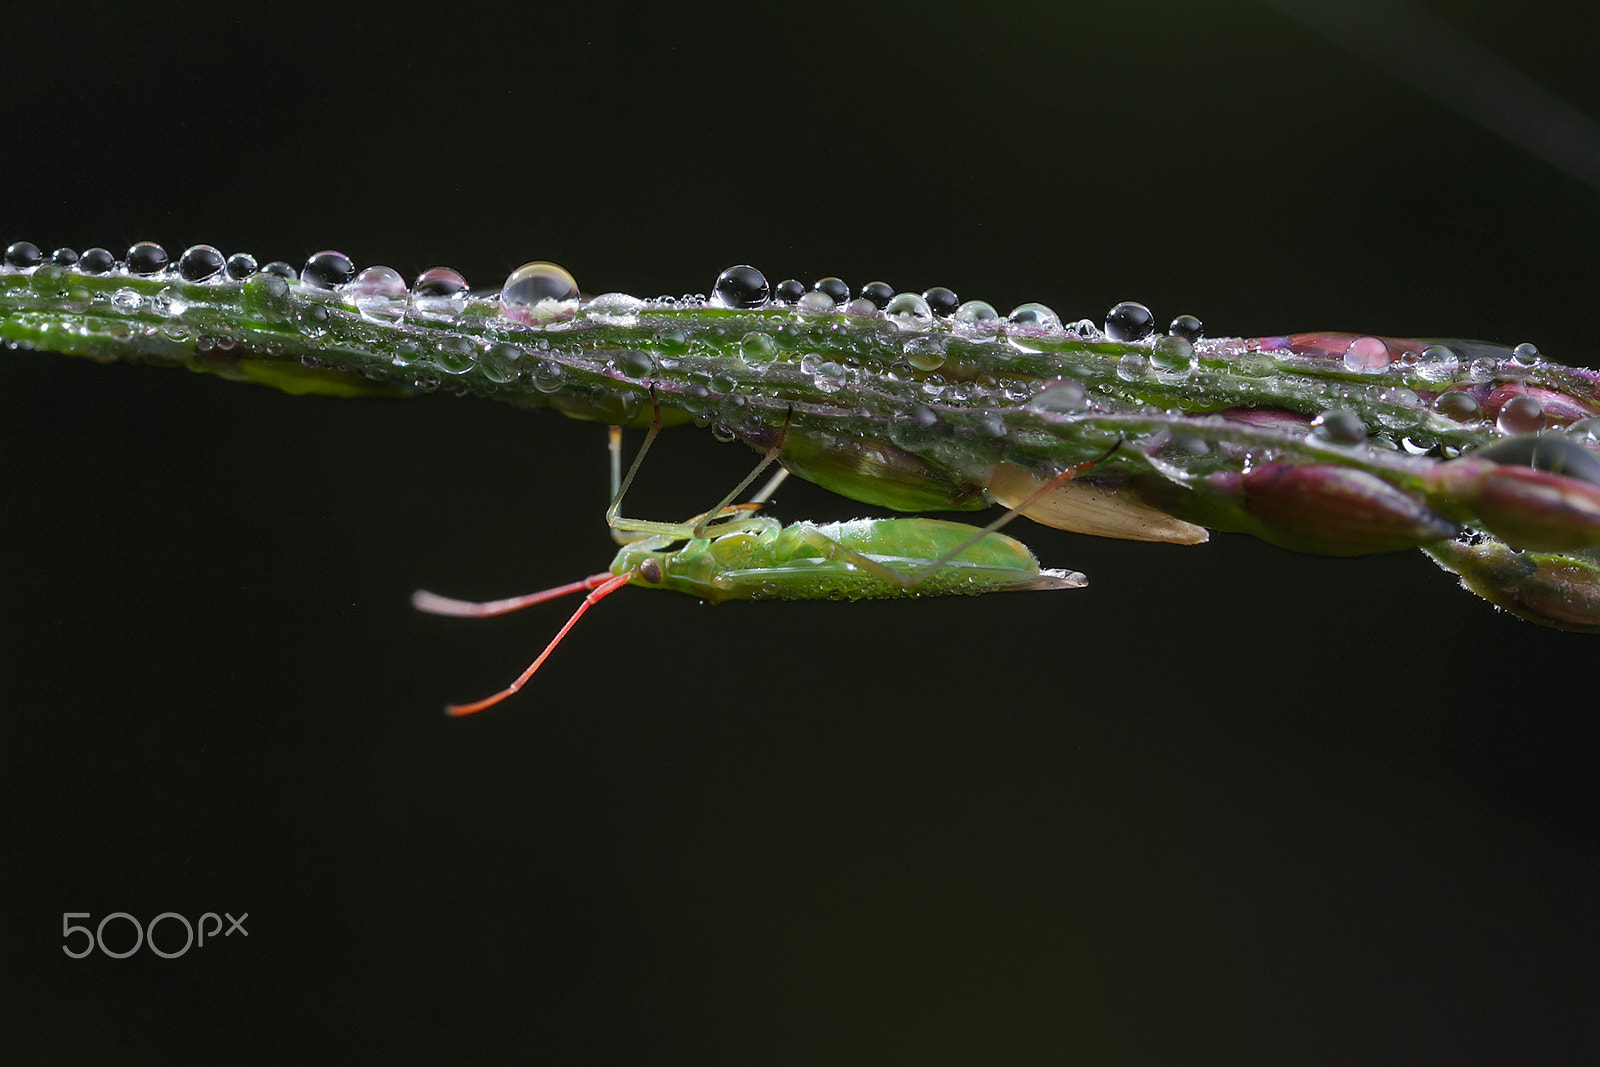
[712,264,769,309]
[177,245,225,282]
[884,292,933,331]
[127,241,169,276]
[1497,395,1545,434]
[1007,303,1062,331]
[499,261,580,323]
[4,242,42,269]
[1104,301,1154,342]
[301,250,354,290]
[1342,335,1391,373]
[412,267,469,314]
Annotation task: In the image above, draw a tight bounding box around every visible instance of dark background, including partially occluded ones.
[5,1,1600,1061]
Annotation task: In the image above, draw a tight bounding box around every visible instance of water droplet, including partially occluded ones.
[860,281,894,310]
[903,335,947,371]
[411,267,469,313]
[773,279,806,305]
[1007,302,1062,331]
[532,362,566,392]
[739,331,778,364]
[1567,417,1600,444]
[884,292,933,331]
[1512,342,1540,367]
[813,362,847,393]
[921,286,958,317]
[345,266,407,321]
[78,248,114,274]
[1150,335,1194,374]
[1412,344,1460,383]
[812,277,849,305]
[616,349,657,377]
[1105,301,1154,342]
[435,335,477,374]
[1168,314,1203,341]
[111,287,142,312]
[1400,437,1433,455]
[1497,395,1545,434]
[126,241,169,276]
[1027,379,1087,414]
[796,291,835,315]
[587,292,644,324]
[299,250,353,290]
[712,264,769,309]
[347,265,408,302]
[1386,386,1420,409]
[28,264,65,296]
[480,343,523,383]
[177,245,225,282]
[1116,352,1147,380]
[50,247,78,268]
[295,304,331,337]
[1433,390,1480,422]
[844,297,879,317]
[1312,408,1366,444]
[4,241,41,269]
[499,261,580,323]
[1342,335,1391,373]
[225,252,257,280]
[954,300,999,326]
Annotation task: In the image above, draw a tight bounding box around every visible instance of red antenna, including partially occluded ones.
[412,570,633,716]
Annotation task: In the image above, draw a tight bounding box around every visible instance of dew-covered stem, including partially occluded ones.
[8,241,1600,630]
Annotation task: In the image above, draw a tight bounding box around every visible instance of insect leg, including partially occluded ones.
[606,390,780,542]
[897,439,1125,590]
[689,407,793,538]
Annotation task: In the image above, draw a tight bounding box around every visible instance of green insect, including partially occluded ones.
[413,421,1098,716]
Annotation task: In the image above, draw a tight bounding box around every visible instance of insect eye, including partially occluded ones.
[639,558,664,585]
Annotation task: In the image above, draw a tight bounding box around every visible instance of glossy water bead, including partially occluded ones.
[812,277,850,305]
[177,245,226,282]
[1104,301,1155,342]
[712,265,770,309]
[126,241,169,275]
[301,251,355,290]
[499,261,581,323]
[4,242,41,268]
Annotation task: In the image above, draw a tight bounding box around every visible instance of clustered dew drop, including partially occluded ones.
[177,245,225,282]
[1343,335,1391,374]
[860,281,894,310]
[955,300,999,326]
[1433,390,1481,421]
[712,265,769,309]
[499,261,581,324]
[412,267,469,313]
[1497,395,1546,434]
[1311,408,1367,445]
[300,251,354,290]
[1168,314,1204,341]
[812,277,850,305]
[1007,302,1062,331]
[1105,301,1154,342]
[127,242,169,276]
[884,292,933,331]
